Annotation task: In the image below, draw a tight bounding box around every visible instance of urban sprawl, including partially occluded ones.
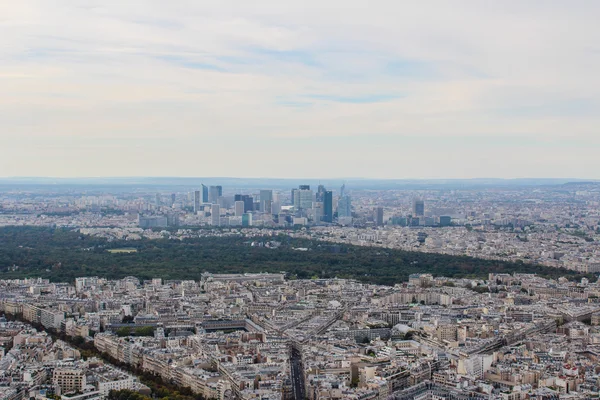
[2,181,600,399]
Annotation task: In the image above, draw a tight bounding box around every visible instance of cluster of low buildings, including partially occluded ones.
[1,272,600,399]
[0,318,148,400]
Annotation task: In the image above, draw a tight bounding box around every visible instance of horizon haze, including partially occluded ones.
[2,1,599,178]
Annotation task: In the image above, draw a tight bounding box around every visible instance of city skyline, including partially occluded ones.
[2,2,600,178]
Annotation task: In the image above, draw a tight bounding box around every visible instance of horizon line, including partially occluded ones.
[0,176,597,181]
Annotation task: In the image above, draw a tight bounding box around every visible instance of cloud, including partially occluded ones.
[1,1,599,178]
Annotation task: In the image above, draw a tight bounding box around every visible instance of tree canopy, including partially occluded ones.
[0,226,593,284]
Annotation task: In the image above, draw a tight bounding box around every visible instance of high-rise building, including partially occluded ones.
[413,199,425,216]
[316,185,326,202]
[235,194,254,212]
[340,183,346,198]
[194,191,201,213]
[291,189,297,206]
[375,206,384,226]
[338,195,352,218]
[271,200,281,215]
[294,185,313,210]
[211,204,220,226]
[209,186,221,203]
[201,184,209,203]
[259,190,273,213]
[170,193,176,207]
[234,201,244,217]
[323,191,333,222]
[313,202,324,222]
[263,200,272,214]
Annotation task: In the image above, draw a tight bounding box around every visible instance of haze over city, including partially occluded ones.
[2,1,600,178]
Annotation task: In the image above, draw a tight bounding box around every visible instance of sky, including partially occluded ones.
[1,1,599,179]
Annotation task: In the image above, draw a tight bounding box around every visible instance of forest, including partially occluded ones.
[0,226,594,284]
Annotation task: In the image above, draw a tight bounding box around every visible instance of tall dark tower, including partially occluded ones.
[201,184,209,203]
[413,199,425,217]
[323,191,333,223]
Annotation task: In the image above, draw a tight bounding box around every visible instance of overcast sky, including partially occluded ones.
[1,1,599,179]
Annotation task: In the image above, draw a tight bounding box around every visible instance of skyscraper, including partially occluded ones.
[234,201,244,217]
[170,193,176,207]
[375,206,384,226]
[313,202,324,222]
[294,185,313,210]
[316,185,326,202]
[194,191,201,213]
[209,186,221,204]
[211,204,220,226]
[323,191,333,222]
[338,195,352,218]
[201,184,209,203]
[259,190,273,213]
[235,194,254,212]
[413,199,425,216]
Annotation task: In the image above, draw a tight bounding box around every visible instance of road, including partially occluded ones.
[290,346,306,400]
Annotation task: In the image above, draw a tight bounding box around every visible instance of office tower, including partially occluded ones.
[201,184,209,203]
[235,201,244,217]
[313,202,324,222]
[208,186,221,203]
[194,191,201,213]
[263,200,272,214]
[170,193,176,207]
[244,196,254,212]
[218,196,231,209]
[340,183,346,198]
[323,191,333,222]
[294,185,314,210]
[235,194,254,212]
[338,195,352,218]
[271,200,281,215]
[259,190,273,213]
[242,213,253,227]
[211,204,220,226]
[413,199,425,216]
[316,185,326,202]
[291,189,298,206]
[375,206,384,226]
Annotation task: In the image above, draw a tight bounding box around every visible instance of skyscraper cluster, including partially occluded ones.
[145,182,353,228]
